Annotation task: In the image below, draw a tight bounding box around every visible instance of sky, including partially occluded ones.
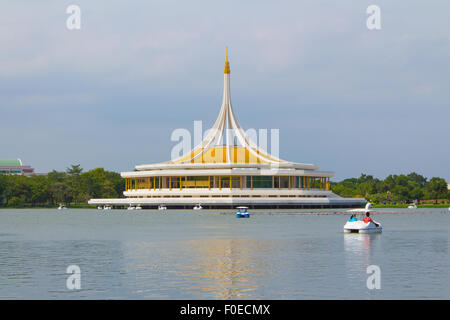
[1,1,449,181]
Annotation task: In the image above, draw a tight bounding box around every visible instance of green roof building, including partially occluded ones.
[0,158,35,175]
[0,159,23,166]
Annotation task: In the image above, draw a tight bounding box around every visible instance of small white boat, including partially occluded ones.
[135,204,142,210]
[408,205,417,209]
[158,205,167,210]
[103,205,111,210]
[127,205,135,210]
[58,204,67,210]
[344,220,382,233]
[193,204,203,210]
[97,206,103,210]
[236,206,250,218]
[344,202,381,233]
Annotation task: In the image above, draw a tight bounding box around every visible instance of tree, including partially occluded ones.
[407,172,427,188]
[67,164,82,176]
[50,182,70,205]
[425,177,448,203]
[5,175,31,205]
[66,164,84,204]
[331,172,447,204]
[392,185,410,201]
[0,174,9,205]
[8,195,26,207]
[81,168,123,199]
[28,175,50,206]
[0,167,125,207]
[410,187,424,202]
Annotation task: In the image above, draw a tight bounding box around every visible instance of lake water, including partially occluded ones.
[0,208,448,299]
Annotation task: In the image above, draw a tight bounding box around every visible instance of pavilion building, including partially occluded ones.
[89,51,365,209]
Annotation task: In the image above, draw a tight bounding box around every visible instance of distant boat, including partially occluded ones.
[408,204,417,209]
[193,204,203,210]
[58,204,67,210]
[127,205,135,210]
[135,204,142,210]
[97,206,103,210]
[158,205,167,210]
[103,205,111,210]
[236,206,250,218]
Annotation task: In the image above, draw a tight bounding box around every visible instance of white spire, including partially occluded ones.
[170,49,288,165]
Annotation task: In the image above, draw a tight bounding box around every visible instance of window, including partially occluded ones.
[247,176,273,188]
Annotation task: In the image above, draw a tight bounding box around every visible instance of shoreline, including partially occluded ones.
[0,207,445,214]
[1,203,449,210]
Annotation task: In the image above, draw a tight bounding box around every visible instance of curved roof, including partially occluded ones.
[136,50,319,172]
[0,158,22,166]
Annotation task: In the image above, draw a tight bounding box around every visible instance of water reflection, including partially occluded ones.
[181,239,269,299]
[343,233,382,296]
[344,233,381,269]
[121,239,272,299]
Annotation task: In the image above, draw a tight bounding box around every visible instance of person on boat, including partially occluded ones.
[348,214,357,222]
[363,212,379,227]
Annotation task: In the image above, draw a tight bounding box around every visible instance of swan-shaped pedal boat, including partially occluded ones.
[344,203,382,233]
[343,219,382,233]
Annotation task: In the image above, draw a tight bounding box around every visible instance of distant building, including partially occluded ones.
[0,158,36,176]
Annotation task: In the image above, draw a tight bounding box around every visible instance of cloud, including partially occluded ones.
[0,1,449,181]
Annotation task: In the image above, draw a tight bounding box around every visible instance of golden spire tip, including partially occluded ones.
[224,47,230,74]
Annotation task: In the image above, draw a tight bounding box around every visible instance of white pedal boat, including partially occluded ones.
[344,220,382,233]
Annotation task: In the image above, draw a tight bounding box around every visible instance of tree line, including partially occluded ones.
[331,173,449,204]
[0,167,448,207]
[0,165,124,207]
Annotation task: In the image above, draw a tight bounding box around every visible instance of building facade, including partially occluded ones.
[89,51,365,209]
[0,159,35,176]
